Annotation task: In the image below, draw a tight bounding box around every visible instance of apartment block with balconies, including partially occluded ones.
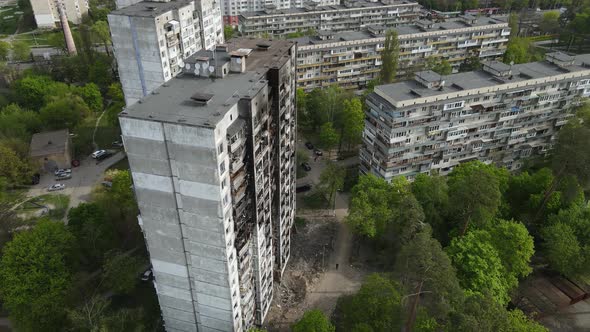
[108,0,224,106]
[238,0,421,37]
[295,15,510,91]
[360,52,590,182]
[119,39,296,332]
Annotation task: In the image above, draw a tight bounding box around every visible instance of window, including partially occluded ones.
[221,178,226,190]
[218,143,224,154]
[219,161,226,174]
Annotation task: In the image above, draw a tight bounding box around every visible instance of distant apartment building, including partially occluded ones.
[238,0,421,37]
[295,15,510,90]
[119,39,297,332]
[32,0,88,28]
[108,0,224,106]
[360,52,590,181]
[222,0,338,26]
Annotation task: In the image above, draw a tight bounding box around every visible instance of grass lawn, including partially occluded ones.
[0,6,21,35]
[300,190,330,210]
[108,157,130,171]
[13,30,62,46]
[16,194,70,220]
[73,112,121,158]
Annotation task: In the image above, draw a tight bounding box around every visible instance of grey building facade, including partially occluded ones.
[295,15,510,91]
[108,0,224,106]
[119,39,297,332]
[238,0,421,37]
[361,52,590,181]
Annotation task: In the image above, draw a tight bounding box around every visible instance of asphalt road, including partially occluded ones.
[27,151,126,222]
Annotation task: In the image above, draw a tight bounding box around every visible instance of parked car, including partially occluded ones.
[296,184,312,193]
[55,173,72,180]
[54,168,71,176]
[101,181,113,188]
[47,184,66,191]
[91,150,107,159]
[112,140,123,148]
[305,142,314,150]
[141,268,153,282]
[95,151,113,162]
[301,162,311,171]
[314,149,323,156]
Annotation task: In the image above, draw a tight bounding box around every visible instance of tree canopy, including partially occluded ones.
[292,310,335,332]
[0,219,74,331]
[380,29,399,84]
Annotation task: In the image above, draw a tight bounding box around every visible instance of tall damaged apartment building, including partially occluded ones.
[118,39,297,331]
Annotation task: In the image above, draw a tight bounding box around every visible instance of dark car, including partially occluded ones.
[296,184,312,193]
[95,151,113,162]
[305,142,314,150]
[314,149,323,156]
[112,141,124,148]
[31,173,40,185]
[55,173,72,181]
[301,162,311,171]
[140,268,153,282]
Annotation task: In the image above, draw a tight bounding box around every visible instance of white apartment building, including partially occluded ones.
[239,0,421,37]
[222,0,338,26]
[108,0,223,106]
[361,52,590,181]
[119,39,297,332]
[32,0,88,28]
[296,15,511,90]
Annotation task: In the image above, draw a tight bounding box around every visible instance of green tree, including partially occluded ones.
[75,83,103,112]
[340,98,364,151]
[394,227,463,326]
[0,103,42,141]
[40,94,90,130]
[380,29,399,84]
[335,274,402,332]
[0,41,10,61]
[411,174,449,242]
[446,231,511,304]
[317,161,345,208]
[346,174,394,238]
[292,310,335,332]
[67,295,111,331]
[91,20,111,56]
[508,12,519,37]
[318,122,339,155]
[0,143,32,185]
[539,104,590,218]
[447,161,504,235]
[504,37,534,64]
[11,75,56,110]
[102,250,143,295]
[0,219,74,331]
[542,222,589,278]
[488,219,535,281]
[68,203,116,267]
[541,11,561,35]
[11,41,30,62]
[507,309,549,332]
[224,25,235,40]
[458,56,482,72]
[426,57,452,75]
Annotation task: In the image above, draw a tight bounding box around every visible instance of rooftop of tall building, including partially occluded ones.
[240,0,419,18]
[120,39,295,127]
[374,53,590,104]
[110,0,194,18]
[295,16,507,46]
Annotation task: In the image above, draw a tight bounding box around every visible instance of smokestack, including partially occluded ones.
[58,1,77,56]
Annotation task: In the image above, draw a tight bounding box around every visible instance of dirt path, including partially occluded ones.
[266,143,366,329]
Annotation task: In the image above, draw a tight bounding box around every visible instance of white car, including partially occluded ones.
[91,150,106,159]
[54,168,71,176]
[47,184,66,191]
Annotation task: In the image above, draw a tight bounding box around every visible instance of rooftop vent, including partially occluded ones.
[190,92,214,105]
[256,42,272,50]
